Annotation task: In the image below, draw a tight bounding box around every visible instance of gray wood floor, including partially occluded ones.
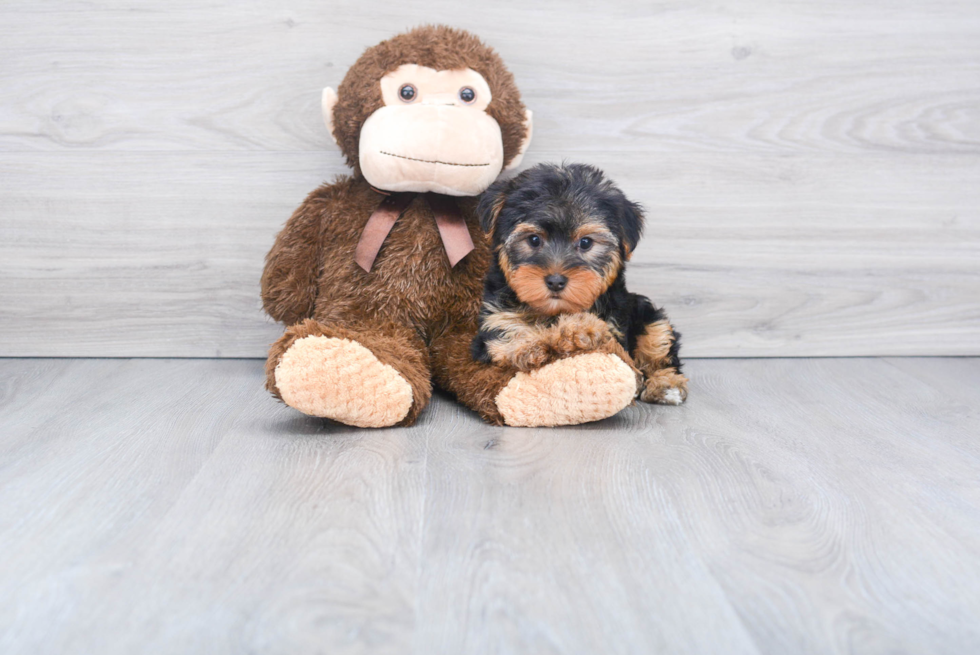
[1,357,978,654]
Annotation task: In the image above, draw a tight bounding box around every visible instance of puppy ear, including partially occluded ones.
[619,199,644,260]
[477,178,511,237]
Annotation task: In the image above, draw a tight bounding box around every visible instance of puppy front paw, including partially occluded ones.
[486,334,552,372]
[485,313,625,372]
[549,313,621,357]
[507,340,553,371]
[639,368,689,405]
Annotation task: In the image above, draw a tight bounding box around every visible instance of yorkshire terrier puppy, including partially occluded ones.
[471,163,688,405]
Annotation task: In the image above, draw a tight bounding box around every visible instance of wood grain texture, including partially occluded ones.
[1,357,979,654]
[1,0,978,357]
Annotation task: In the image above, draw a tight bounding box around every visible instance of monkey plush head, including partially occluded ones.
[321,25,533,197]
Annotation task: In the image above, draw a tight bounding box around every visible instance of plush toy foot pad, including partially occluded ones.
[275,335,413,428]
[495,352,637,427]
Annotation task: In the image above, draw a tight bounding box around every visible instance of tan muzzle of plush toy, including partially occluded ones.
[323,63,532,197]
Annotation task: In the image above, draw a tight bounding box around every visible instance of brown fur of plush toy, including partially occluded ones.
[332,25,528,176]
[263,177,510,424]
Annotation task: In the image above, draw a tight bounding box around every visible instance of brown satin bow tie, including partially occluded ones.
[355,192,475,273]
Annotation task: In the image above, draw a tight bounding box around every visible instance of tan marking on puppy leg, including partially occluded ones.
[551,313,620,355]
[639,367,689,405]
[632,320,688,404]
[481,305,551,370]
[486,328,551,371]
[633,319,674,373]
[484,312,626,371]
[481,304,548,334]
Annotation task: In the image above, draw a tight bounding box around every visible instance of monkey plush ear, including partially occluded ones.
[504,109,533,171]
[321,87,339,146]
[477,178,512,237]
[619,199,644,260]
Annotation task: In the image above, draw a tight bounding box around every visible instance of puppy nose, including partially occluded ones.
[545,274,568,292]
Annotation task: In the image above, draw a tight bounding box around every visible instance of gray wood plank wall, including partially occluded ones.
[1,0,978,357]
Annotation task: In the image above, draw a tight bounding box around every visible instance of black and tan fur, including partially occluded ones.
[472,163,689,404]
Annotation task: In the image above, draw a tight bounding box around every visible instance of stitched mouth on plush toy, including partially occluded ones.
[379,151,491,167]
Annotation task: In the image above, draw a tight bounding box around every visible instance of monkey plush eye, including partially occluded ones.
[398,84,417,102]
[578,237,594,251]
[458,87,476,104]
[527,234,542,248]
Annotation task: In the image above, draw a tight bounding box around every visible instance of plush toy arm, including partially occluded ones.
[260,197,325,325]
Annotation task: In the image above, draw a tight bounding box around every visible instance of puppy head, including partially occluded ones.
[477,163,644,316]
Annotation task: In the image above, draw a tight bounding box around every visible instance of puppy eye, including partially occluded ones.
[399,84,417,102]
[578,237,594,251]
[527,235,542,248]
[459,87,476,104]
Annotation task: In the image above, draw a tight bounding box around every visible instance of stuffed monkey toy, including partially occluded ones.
[261,25,639,427]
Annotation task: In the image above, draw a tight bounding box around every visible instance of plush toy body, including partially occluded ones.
[261,26,639,427]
